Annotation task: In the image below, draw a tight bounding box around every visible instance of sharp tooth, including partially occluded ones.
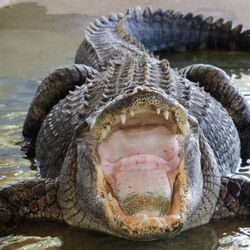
[163,110,169,120]
[130,110,135,117]
[175,113,179,122]
[156,218,164,227]
[156,108,161,115]
[101,128,108,138]
[107,192,113,200]
[120,114,126,124]
[178,122,189,135]
[179,187,185,197]
[106,124,111,130]
[140,215,148,226]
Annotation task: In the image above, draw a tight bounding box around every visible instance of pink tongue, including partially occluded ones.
[114,169,172,216]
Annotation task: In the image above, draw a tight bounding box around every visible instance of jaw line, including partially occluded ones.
[89,102,190,238]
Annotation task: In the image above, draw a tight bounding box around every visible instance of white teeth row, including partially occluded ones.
[120,108,171,124]
[119,108,186,127]
[156,108,170,120]
[101,107,189,139]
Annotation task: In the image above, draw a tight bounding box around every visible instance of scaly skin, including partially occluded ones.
[0,7,250,240]
[213,174,250,219]
[0,178,62,235]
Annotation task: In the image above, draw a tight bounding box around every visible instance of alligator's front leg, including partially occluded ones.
[213,174,250,219]
[0,178,63,235]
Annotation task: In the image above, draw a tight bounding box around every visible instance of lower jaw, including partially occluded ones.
[102,197,183,239]
[99,160,188,237]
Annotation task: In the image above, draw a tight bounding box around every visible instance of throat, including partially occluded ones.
[98,125,182,216]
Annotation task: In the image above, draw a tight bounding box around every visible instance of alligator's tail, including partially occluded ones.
[75,7,250,68]
[119,8,250,160]
[122,7,250,53]
[179,64,250,162]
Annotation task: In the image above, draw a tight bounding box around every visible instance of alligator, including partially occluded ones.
[0,7,250,241]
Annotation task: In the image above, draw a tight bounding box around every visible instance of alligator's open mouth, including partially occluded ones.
[93,103,189,236]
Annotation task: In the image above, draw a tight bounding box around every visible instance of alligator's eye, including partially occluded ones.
[94,104,189,234]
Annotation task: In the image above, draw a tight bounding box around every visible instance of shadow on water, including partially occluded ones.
[0,2,249,250]
[0,218,249,250]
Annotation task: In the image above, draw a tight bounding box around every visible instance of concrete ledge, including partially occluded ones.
[0,0,249,28]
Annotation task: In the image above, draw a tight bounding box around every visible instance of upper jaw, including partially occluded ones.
[89,90,190,139]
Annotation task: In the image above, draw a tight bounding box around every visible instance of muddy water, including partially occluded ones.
[0,3,249,249]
